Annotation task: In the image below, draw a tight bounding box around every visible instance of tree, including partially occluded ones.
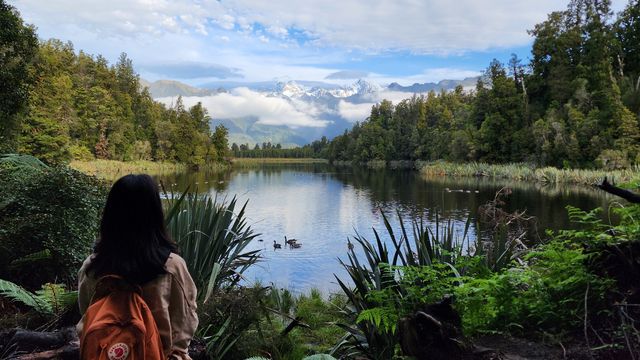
[212,125,229,160]
[0,1,38,152]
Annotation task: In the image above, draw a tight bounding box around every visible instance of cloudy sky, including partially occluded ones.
[10,0,628,87]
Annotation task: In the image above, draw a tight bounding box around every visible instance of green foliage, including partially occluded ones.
[164,190,260,301]
[0,278,77,317]
[232,137,330,159]
[456,239,612,336]
[0,0,38,152]
[313,1,640,169]
[0,155,106,287]
[419,161,640,186]
[357,263,459,335]
[333,210,471,359]
[0,19,230,166]
[198,286,267,360]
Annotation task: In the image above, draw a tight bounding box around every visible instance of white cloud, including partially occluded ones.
[338,101,373,123]
[159,88,330,128]
[12,0,628,54]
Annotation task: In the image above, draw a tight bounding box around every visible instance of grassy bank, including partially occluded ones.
[418,161,640,186]
[70,160,230,180]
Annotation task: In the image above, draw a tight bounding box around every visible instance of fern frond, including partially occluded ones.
[10,249,52,268]
[36,283,78,315]
[0,154,49,170]
[0,279,51,314]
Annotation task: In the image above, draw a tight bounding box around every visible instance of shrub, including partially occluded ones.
[69,144,94,161]
[0,155,106,288]
[455,239,612,336]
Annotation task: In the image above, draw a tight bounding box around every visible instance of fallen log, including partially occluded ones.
[597,177,640,203]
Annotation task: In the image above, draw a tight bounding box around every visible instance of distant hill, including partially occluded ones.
[387,77,479,93]
[140,79,221,98]
[214,117,311,148]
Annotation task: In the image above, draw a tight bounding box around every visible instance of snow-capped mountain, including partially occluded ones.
[271,79,383,99]
[274,81,307,98]
[153,77,478,147]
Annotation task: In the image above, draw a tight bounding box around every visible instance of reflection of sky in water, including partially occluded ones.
[156,165,613,294]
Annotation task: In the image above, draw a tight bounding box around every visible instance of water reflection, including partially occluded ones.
[155,164,615,293]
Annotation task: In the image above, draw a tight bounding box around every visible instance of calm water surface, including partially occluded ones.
[156,164,615,293]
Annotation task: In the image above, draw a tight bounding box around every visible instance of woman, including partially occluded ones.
[77,174,198,360]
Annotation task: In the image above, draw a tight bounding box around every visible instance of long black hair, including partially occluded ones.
[87,174,177,284]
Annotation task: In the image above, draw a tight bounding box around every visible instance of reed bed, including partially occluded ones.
[419,161,640,186]
[70,159,188,179]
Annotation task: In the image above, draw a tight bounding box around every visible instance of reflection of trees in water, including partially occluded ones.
[156,164,613,233]
[330,166,612,233]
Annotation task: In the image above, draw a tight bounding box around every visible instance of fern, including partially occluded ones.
[36,283,78,315]
[0,154,49,170]
[0,279,77,316]
[10,249,52,268]
[356,307,398,334]
[0,279,50,314]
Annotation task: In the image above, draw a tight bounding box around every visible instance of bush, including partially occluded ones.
[69,144,94,161]
[455,239,612,336]
[0,155,106,288]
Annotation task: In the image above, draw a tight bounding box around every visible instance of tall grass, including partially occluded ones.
[163,189,261,359]
[332,211,471,359]
[164,190,260,303]
[419,161,640,186]
[71,159,189,179]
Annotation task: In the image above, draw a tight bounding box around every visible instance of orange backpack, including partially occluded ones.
[80,276,165,360]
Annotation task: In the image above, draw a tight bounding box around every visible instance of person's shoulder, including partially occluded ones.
[165,252,188,274]
[79,254,95,274]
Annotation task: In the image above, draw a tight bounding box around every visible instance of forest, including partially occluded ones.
[240,1,640,170]
[0,4,228,168]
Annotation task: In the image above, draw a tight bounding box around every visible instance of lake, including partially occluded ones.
[156,163,615,294]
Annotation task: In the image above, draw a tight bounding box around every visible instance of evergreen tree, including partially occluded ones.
[0,1,37,152]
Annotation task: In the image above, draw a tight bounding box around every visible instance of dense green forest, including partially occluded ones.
[240,0,640,169]
[0,2,228,167]
[322,1,640,168]
[231,138,329,158]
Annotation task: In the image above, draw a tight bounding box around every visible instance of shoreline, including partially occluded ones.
[418,161,639,186]
[71,158,640,187]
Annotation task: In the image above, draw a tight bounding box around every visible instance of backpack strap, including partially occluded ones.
[91,275,143,304]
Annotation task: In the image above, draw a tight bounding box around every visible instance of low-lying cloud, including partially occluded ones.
[159,88,330,128]
[337,101,373,123]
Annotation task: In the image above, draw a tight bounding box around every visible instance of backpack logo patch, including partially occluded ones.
[108,343,129,360]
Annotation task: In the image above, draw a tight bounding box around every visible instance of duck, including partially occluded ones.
[285,236,298,245]
[273,240,282,249]
[290,242,302,249]
[258,239,264,242]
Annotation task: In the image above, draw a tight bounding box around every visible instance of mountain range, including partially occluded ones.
[147,77,479,147]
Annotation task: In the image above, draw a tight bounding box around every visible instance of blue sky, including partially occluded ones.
[10,0,629,86]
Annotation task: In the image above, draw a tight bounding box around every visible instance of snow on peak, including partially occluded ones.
[275,80,306,98]
[329,79,382,98]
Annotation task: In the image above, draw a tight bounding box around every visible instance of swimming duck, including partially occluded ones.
[285,236,298,245]
[290,242,302,249]
[273,240,282,249]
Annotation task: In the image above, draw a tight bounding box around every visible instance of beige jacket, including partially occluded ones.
[77,253,199,360]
